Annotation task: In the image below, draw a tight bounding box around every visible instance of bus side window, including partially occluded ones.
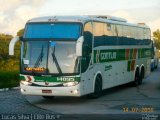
[146,29,150,40]
[83,22,93,51]
[81,22,93,73]
[140,28,143,40]
[115,25,122,45]
[107,23,111,31]
[104,23,115,45]
[93,22,105,47]
[117,25,123,38]
[143,29,147,40]
[122,26,126,45]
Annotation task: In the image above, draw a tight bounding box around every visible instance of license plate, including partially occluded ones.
[42,90,52,94]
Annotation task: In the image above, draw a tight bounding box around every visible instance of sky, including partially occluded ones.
[0,0,160,36]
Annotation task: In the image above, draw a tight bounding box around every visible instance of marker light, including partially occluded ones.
[63,82,78,87]
[73,89,79,94]
[21,81,32,86]
[21,88,26,92]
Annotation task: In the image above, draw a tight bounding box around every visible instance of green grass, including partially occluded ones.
[0,71,20,89]
[0,37,20,89]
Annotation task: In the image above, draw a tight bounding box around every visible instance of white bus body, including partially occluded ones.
[9,16,152,98]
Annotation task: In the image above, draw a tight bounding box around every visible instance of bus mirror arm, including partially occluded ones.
[9,36,19,55]
[76,36,84,57]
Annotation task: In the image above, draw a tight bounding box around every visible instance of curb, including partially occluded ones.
[0,86,20,92]
[11,86,20,90]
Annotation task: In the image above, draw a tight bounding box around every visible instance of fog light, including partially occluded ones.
[21,88,25,92]
[21,81,32,86]
[63,82,78,87]
[73,89,79,94]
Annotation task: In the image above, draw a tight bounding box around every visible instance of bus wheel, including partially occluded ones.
[42,96,55,99]
[139,67,144,85]
[87,75,102,99]
[132,69,139,87]
[155,65,158,69]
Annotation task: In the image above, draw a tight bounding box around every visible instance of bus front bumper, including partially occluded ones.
[20,83,82,97]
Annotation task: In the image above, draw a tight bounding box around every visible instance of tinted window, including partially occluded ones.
[84,22,93,46]
[93,22,105,47]
[104,23,114,36]
[81,22,93,73]
[93,22,104,36]
[24,23,81,39]
[117,25,123,37]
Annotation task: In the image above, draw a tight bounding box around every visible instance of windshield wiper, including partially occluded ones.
[51,46,62,74]
[34,45,44,68]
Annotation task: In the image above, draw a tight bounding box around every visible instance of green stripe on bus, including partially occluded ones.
[94,48,151,63]
[19,75,80,82]
[20,75,25,81]
[138,48,151,58]
[34,76,80,82]
[105,65,112,71]
[94,49,126,63]
[127,60,131,72]
[129,49,133,59]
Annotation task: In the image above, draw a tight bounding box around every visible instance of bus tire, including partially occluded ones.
[42,96,55,99]
[151,68,154,71]
[155,65,157,69]
[139,67,144,85]
[87,75,102,99]
[132,69,140,87]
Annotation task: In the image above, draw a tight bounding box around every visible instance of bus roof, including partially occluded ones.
[27,15,150,29]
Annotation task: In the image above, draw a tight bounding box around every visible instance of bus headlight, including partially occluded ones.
[63,82,78,87]
[21,81,32,86]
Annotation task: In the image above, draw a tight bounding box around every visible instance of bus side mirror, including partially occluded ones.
[9,36,19,55]
[19,36,23,41]
[76,36,84,57]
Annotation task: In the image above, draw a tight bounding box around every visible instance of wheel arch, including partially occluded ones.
[93,71,103,91]
[140,64,145,79]
[134,65,140,80]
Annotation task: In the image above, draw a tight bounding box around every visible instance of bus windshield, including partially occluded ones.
[23,23,81,39]
[21,41,80,75]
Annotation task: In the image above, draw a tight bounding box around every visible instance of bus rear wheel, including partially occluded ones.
[87,75,102,99]
[139,67,144,85]
[132,69,140,86]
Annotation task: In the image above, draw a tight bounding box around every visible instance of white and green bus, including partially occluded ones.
[9,16,152,98]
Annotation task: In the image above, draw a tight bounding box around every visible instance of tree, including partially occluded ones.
[17,28,24,37]
[153,29,160,49]
[0,34,13,41]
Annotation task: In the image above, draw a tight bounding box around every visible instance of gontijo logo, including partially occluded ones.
[101,52,117,60]
[95,50,117,63]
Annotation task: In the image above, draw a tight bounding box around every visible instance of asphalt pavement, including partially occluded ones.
[0,66,160,120]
